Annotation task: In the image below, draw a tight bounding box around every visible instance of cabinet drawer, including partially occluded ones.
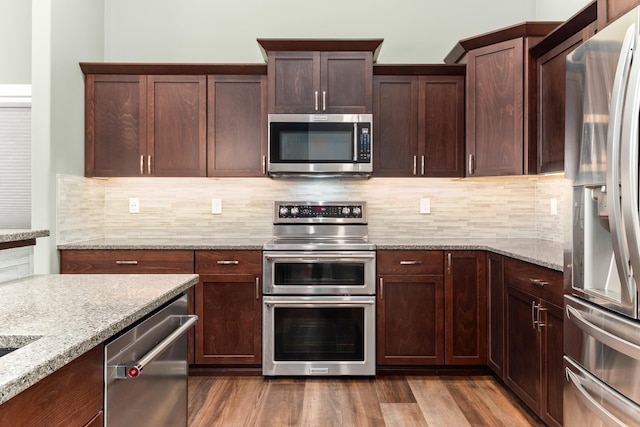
[195,250,262,274]
[377,250,444,275]
[504,257,563,306]
[60,250,194,274]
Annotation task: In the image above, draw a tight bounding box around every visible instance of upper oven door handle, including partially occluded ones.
[264,299,375,306]
[264,254,375,263]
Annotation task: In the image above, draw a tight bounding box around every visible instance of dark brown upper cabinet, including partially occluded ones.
[530,2,597,174]
[598,0,640,29]
[258,39,382,114]
[207,75,267,177]
[373,65,465,177]
[84,72,206,177]
[81,63,267,178]
[445,22,560,177]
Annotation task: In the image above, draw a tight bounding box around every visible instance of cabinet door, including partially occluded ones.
[445,251,486,364]
[321,52,372,114]
[598,0,640,30]
[466,38,524,176]
[372,76,419,176]
[505,286,541,413]
[268,51,320,113]
[85,74,146,177]
[377,274,444,365]
[487,252,504,377]
[418,75,465,177]
[195,273,261,364]
[540,301,563,427]
[207,75,267,176]
[147,75,206,176]
[537,33,585,174]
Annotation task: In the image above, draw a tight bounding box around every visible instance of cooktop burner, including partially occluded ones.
[264,201,375,251]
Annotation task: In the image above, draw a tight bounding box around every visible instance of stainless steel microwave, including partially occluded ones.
[267,114,372,177]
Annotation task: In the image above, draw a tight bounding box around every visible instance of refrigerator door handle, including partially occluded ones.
[620,26,640,310]
[565,368,627,427]
[606,24,636,297]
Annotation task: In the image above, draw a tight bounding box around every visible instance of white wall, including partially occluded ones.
[535,0,591,21]
[104,0,543,64]
[0,0,31,83]
[31,0,105,273]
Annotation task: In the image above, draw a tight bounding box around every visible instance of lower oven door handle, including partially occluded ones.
[264,300,375,306]
[565,368,626,427]
[115,314,198,379]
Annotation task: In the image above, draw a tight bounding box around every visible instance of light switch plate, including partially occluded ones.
[550,198,558,216]
[212,198,222,214]
[129,198,140,214]
[420,198,430,214]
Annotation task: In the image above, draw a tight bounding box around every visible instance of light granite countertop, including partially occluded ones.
[0,273,199,406]
[0,229,50,244]
[58,237,564,271]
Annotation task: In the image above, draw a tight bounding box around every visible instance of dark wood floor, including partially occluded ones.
[188,375,545,426]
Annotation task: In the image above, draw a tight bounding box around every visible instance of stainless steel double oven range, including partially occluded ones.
[262,201,376,376]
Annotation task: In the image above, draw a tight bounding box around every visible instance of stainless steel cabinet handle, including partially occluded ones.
[531,301,538,329]
[468,154,475,175]
[255,277,260,300]
[530,278,549,287]
[567,305,640,360]
[322,91,326,112]
[379,277,384,300]
[413,156,417,175]
[262,155,266,175]
[147,155,152,175]
[447,252,452,275]
[400,260,422,265]
[116,260,138,265]
[565,368,626,427]
[421,155,425,175]
[537,306,547,331]
[315,91,319,111]
[116,315,198,379]
[217,260,239,265]
[140,155,144,175]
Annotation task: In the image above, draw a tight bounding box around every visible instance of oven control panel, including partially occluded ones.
[274,202,366,223]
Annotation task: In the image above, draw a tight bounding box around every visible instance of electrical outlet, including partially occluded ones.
[129,198,140,214]
[420,198,431,214]
[550,198,558,216]
[211,198,222,215]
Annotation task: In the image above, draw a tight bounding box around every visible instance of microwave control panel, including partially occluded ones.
[358,124,371,162]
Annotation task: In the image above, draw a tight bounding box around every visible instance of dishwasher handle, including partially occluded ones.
[116,314,198,379]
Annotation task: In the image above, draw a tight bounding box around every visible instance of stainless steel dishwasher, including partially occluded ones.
[104,294,197,427]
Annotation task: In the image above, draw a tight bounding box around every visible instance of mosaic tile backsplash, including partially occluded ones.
[56,174,571,244]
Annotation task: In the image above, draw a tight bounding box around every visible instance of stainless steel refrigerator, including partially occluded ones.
[564,6,640,426]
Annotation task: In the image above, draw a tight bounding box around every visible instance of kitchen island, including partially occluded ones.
[0,273,199,407]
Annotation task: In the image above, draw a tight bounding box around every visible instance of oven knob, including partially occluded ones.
[279,206,289,216]
[342,207,351,215]
[291,207,299,216]
[353,207,361,216]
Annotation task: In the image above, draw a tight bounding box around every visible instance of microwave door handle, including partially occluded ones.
[620,34,640,306]
[606,24,636,294]
[353,123,359,161]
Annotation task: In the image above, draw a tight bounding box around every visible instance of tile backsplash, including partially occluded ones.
[56,174,571,244]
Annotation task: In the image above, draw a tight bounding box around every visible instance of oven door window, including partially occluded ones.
[274,262,365,287]
[274,307,364,361]
[270,122,355,163]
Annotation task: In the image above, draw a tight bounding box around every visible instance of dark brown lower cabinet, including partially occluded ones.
[0,345,103,427]
[504,257,563,427]
[445,251,486,365]
[194,251,262,365]
[377,274,445,365]
[487,252,505,377]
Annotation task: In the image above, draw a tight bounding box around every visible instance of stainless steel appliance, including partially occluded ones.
[104,294,198,427]
[262,201,376,376]
[565,7,640,425]
[267,114,372,177]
